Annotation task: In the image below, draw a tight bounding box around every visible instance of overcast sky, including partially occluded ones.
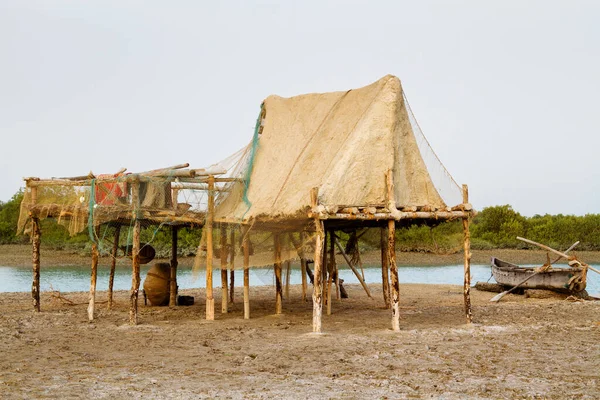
[1,1,598,216]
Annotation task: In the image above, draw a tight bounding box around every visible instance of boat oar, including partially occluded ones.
[517,237,600,275]
[490,241,580,303]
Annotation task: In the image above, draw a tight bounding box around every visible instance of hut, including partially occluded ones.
[205,75,474,332]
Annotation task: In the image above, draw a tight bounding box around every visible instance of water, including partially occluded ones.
[1,263,598,296]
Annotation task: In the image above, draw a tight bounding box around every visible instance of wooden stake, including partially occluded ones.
[220,225,228,313]
[333,237,372,298]
[274,233,283,314]
[205,175,215,320]
[312,219,325,333]
[108,225,121,310]
[129,179,141,325]
[326,230,334,315]
[284,260,291,300]
[388,219,400,331]
[291,232,308,301]
[169,226,178,307]
[31,217,41,312]
[87,237,99,321]
[381,226,391,309]
[462,184,473,323]
[229,227,235,304]
[129,219,141,325]
[242,225,250,319]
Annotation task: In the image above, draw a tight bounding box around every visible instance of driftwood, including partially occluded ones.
[474,282,506,293]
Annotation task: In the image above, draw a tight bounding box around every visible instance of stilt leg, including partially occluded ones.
[31,217,41,312]
[88,237,99,321]
[108,225,121,310]
[462,185,473,323]
[229,228,235,304]
[274,233,282,314]
[312,220,325,332]
[205,176,215,320]
[381,226,391,309]
[242,225,250,319]
[220,225,228,313]
[169,226,178,307]
[129,219,141,325]
[388,220,400,332]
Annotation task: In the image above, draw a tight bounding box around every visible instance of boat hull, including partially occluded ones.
[491,257,586,292]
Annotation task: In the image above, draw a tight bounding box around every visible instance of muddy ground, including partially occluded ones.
[1,280,599,399]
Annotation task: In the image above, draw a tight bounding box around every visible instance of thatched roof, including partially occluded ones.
[216,75,455,222]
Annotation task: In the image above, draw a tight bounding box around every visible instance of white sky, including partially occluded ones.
[1,1,599,216]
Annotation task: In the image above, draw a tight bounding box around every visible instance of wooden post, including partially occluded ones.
[274,232,283,314]
[326,230,334,315]
[87,234,99,321]
[388,219,400,331]
[220,224,228,313]
[129,219,141,325]
[129,179,141,325]
[242,225,250,319]
[284,260,291,300]
[205,175,215,320]
[31,216,41,312]
[300,232,308,301]
[381,226,391,309]
[462,184,473,323]
[229,227,235,304]
[169,226,178,307]
[108,224,121,310]
[312,219,325,333]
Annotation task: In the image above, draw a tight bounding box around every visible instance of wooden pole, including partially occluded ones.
[381,226,391,309]
[169,226,179,307]
[205,175,215,320]
[31,217,41,312]
[388,219,400,331]
[242,225,250,319]
[220,224,228,313]
[312,220,325,333]
[108,224,121,310]
[274,233,283,314]
[229,227,235,304]
[333,237,373,298]
[462,185,473,323]
[129,179,141,325]
[284,260,291,300]
[291,232,309,301]
[129,219,141,325]
[88,235,99,321]
[326,230,334,315]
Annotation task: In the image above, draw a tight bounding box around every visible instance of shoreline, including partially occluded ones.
[2,244,600,268]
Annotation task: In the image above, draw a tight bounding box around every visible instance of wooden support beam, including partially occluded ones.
[326,230,334,315]
[333,237,373,298]
[381,226,391,309]
[129,219,141,325]
[229,227,235,304]
[290,232,308,301]
[220,225,228,313]
[284,260,291,300]
[169,226,179,307]
[242,225,250,319]
[388,219,400,332]
[31,217,41,312]
[312,219,325,333]
[108,225,121,310]
[129,179,141,325]
[462,184,473,323]
[274,233,283,314]
[87,236,99,321]
[205,176,215,320]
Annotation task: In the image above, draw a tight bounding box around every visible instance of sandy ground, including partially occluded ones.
[1,245,599,399]
[1,280,599,399]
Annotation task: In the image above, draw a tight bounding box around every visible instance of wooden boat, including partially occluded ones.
[491,257,587,293]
